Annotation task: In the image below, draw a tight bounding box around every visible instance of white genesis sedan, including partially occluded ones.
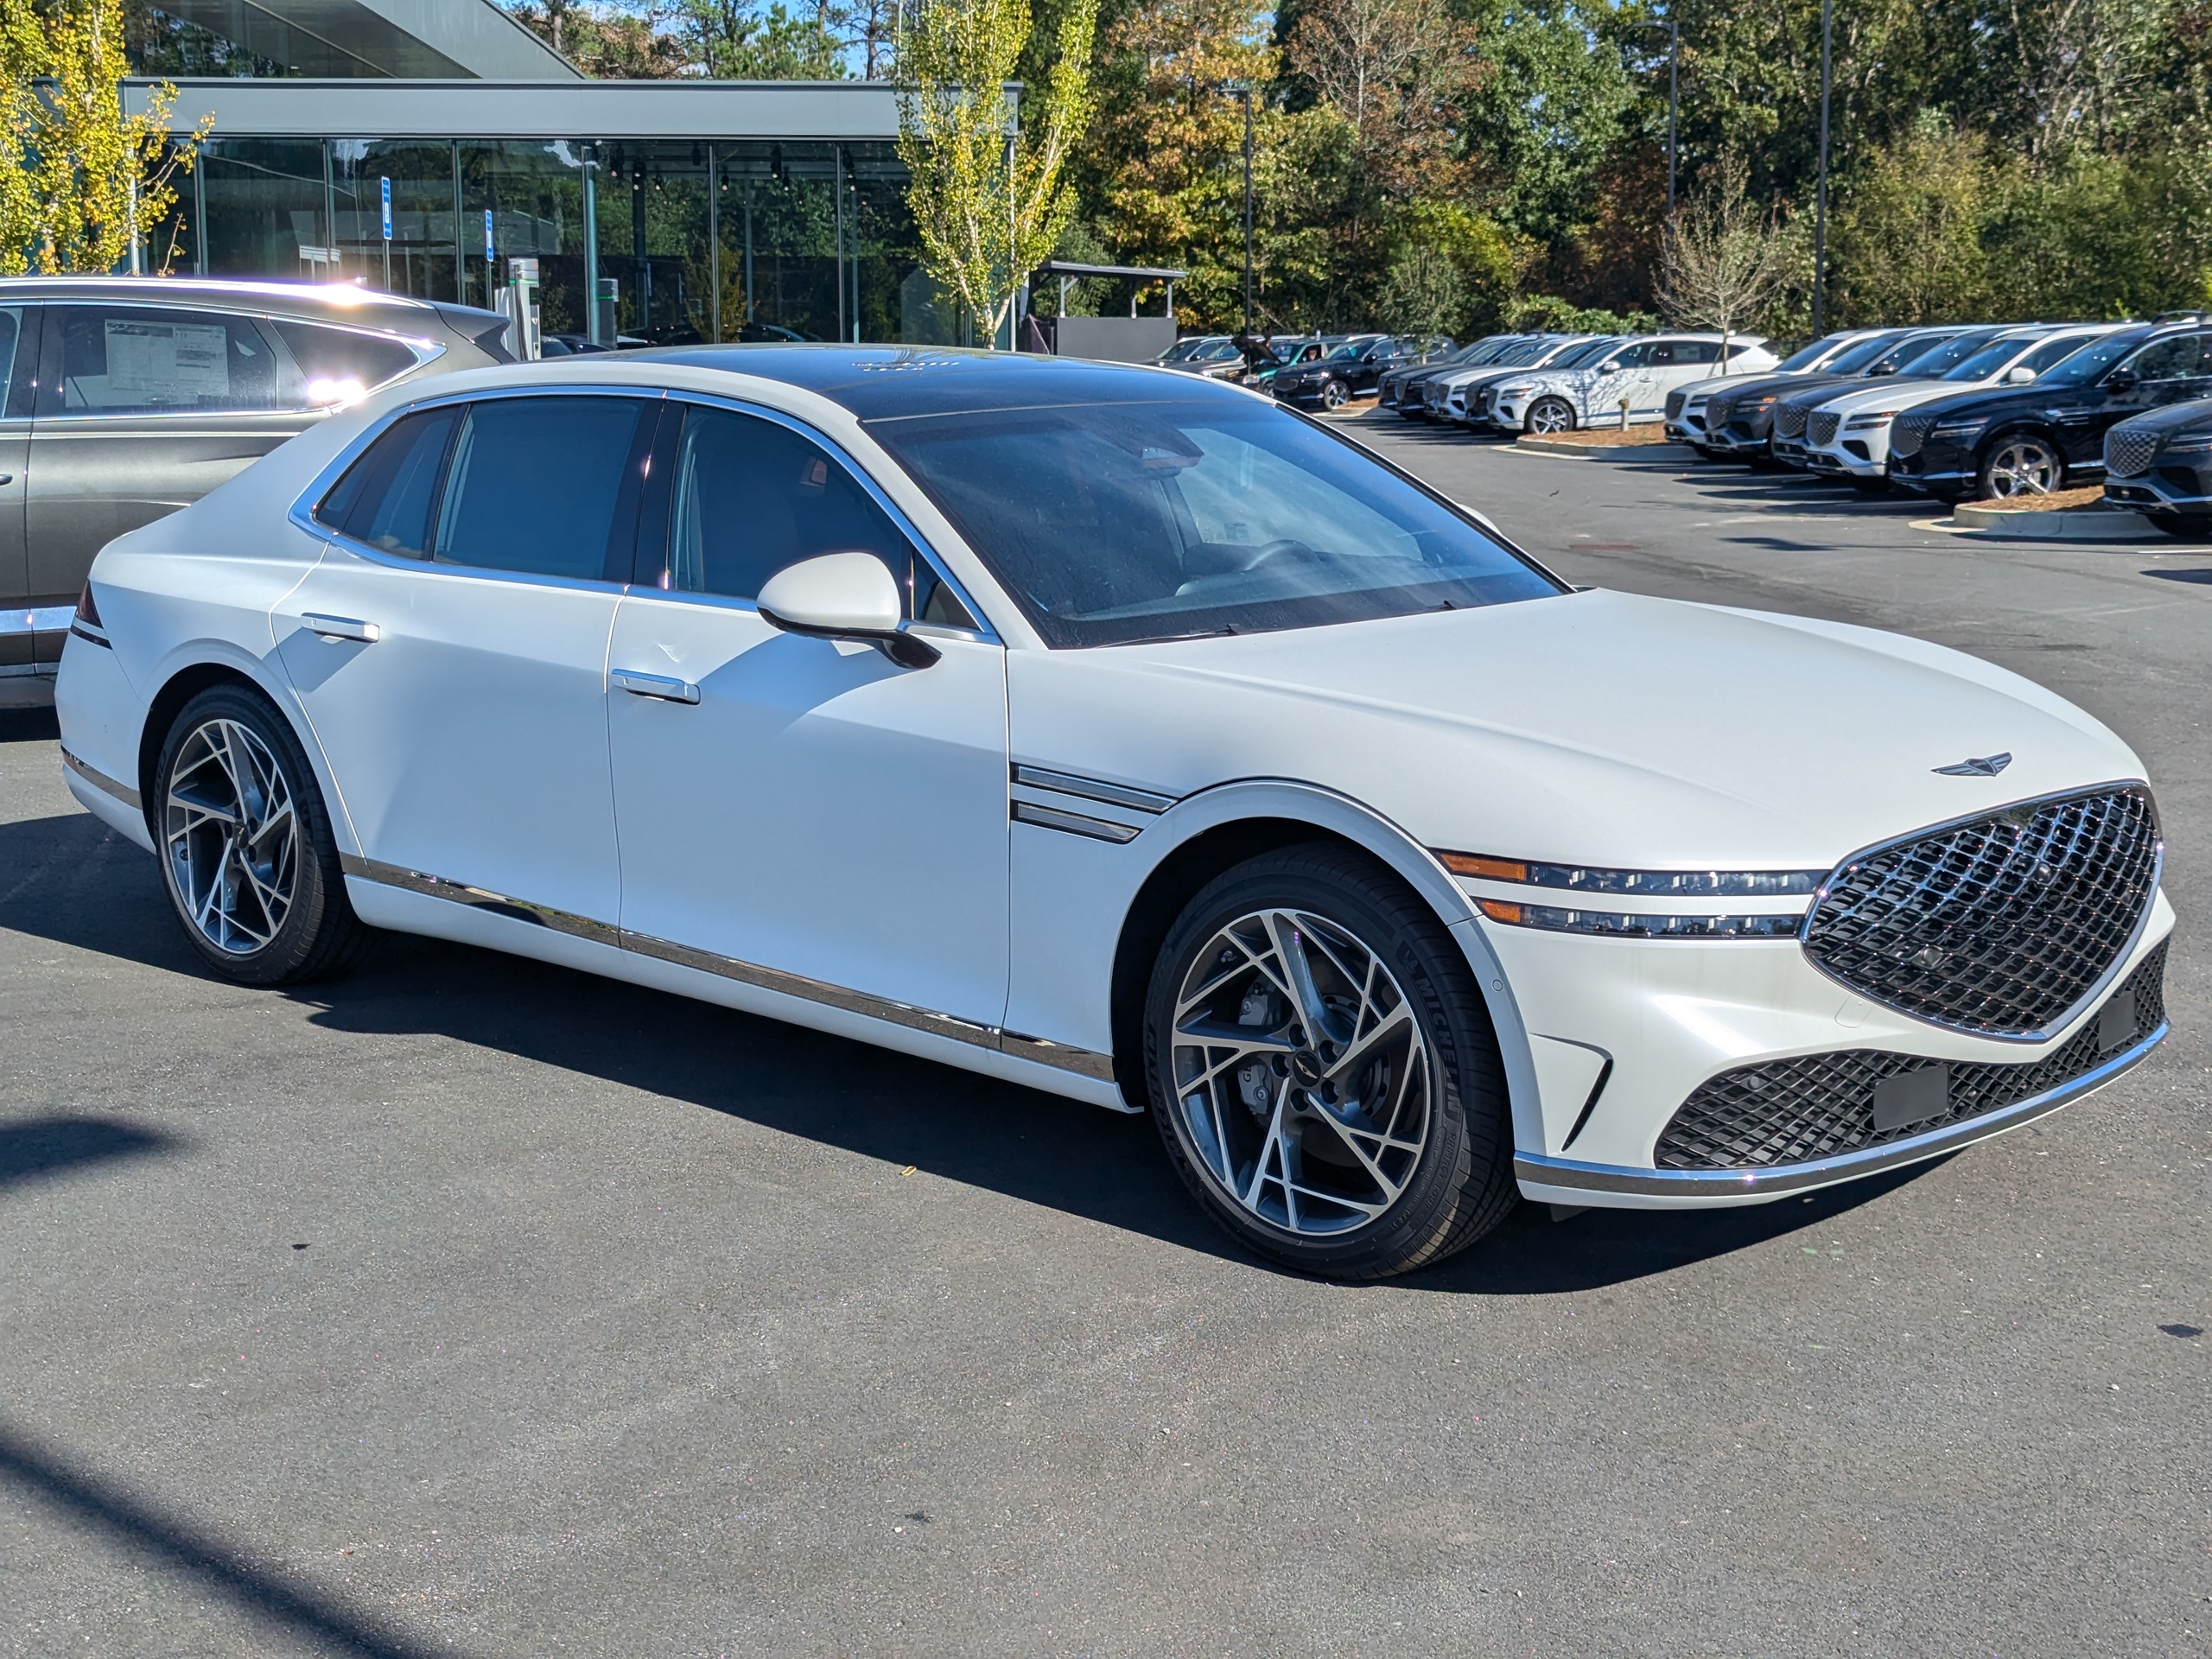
[55,347,2174,1280]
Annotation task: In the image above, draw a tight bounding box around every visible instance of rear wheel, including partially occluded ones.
[155,683,369,985]
[1978,433,2064,499]
[1143,845,1516,1280]
[1526,397,1576,436]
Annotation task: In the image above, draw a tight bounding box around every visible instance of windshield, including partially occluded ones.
[1325,338,1375,360]
[1493,339,1553,365]
[1194,340,1243,362]
[1870,332,1962,374]
[1942,335,2044,381]
[868,396,1562,648]
[1459,339,1511,363]
[1895,330,2001,376]
[1824,333,1905,373]
[1774,334,1854,372]
[1548,337,1619,370]
[2037,331,2150,385]
[1161,339,1215,363]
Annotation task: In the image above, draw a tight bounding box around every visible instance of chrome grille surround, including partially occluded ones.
[1808,410,1842,447]
[2104,427,2159,478]
[1774,402,1809,438]
[1891,414,1931,458]
[1655,943,2166,1170]
[1801,785,2162,1041]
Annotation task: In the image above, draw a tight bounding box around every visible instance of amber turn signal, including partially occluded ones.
[1440,852,1528,881]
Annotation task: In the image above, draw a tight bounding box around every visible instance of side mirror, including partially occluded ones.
[1598,360,1622,373]
[757,552,941,669]
[2005,365,2036,385]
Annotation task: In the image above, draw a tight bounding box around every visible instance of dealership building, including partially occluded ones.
[125,0,938,346]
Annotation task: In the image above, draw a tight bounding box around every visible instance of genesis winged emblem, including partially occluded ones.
[1934,753,2012,777]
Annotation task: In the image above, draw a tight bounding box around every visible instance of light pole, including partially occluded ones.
[1220,82,1255,338]
[1812,0,1833,335]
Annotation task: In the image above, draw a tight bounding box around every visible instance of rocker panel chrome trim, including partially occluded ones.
[60,747,141,810]
[1514,1020,2165,1198]
[339,855,1118,1082]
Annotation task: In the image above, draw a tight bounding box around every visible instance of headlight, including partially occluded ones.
[2165,431,2212,454]
[1930,417,1988,438]
[1844,411,1897,429]
[1749,394,1779,409]
[1497,384,1535,397]
[1436,850,1823,939]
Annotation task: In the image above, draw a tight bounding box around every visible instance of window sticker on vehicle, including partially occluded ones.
[105,319,230,403]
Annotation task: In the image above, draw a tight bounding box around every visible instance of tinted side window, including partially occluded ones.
[663,404,969,623]
[317,407,460,560]
[2125,337,2201,381]
[53,307,280,414]
[1676,341,1721,365]
[1646,342,1680,366]
[432,397,648,581]
[270,321,421,406]
[1606,343,1653,369]
[0,308,26,416]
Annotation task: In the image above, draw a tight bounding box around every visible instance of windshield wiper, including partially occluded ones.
[1104,625,1241,647]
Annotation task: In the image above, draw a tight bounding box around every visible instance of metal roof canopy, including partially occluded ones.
[153,0,577,79]
[1032,260,1187,321]
[127,77,918,141]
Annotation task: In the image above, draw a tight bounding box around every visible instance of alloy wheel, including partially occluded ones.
[1321,380,1349,410]
[1528,397,1575,435]
[1981,436,2062,497]
[163,716,301,955]
[1167,907,1434,1236]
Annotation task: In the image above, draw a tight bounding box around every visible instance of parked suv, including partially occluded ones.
[1484,334,1777,434]
[1379,335,1518,414]
[2101,401,2212,537]
[1700,328,1957,463]
[1433,335,1603,423]
[1274,334,1452,410]
[1767,328,1994,467]
[1666,329,1888,452]
[1889,321,2212,501]
[0,277,512,705]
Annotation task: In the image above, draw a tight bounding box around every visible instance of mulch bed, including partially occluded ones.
[1539,423,1674,448]
[1958,485,2107,512]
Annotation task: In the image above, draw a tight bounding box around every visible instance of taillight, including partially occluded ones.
[74,582,101,628]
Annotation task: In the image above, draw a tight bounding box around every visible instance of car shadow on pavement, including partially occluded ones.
[0,1115,176,1192]
[0,807,1923,1293]
[0,708,60,743]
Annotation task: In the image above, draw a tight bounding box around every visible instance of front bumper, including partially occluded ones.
[2105,458,2212,517]
[1478,880,2176,1211]
[1806,438,1883,478]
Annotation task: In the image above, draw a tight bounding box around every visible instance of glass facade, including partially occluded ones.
[169,135,938,346]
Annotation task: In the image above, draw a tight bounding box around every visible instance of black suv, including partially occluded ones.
[1274,334,1451,410]
[2102,400,2212,537]
[1889,321,2212,501]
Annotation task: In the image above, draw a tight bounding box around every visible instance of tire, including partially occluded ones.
[1526,397,1576,436]
[1850,475,1891,496]
[153,683,370,985]
[1141,844,1516,1280]
[2149,514,2212,540]
[1977,432,2064,499]
[1320,379,1350,410]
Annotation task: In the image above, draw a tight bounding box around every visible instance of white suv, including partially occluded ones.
[1486,334,1777,435]
[1801,324,2129,491]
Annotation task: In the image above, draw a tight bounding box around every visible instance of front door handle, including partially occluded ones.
[613,668,700,704]
[302,613,379,643]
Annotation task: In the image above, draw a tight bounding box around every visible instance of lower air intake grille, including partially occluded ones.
[1891,415,1931,458]
[1774,403,1809,438]
[1654,944,2165,1170]
[1808,410,1842,447]
[1802,787,2161,1037]
[2105,427,2160,478]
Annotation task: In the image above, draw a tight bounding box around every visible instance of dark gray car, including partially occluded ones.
[1,278,512,704]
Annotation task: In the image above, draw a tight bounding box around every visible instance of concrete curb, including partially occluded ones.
[1949,502,2157,541]
[1515,436,1681,460]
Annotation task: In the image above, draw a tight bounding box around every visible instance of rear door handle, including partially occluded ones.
[302,613,379,643]
[613,668,700,704]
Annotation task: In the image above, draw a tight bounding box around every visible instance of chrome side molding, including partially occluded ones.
[340,853,1118,1084]
[60,747,142,810]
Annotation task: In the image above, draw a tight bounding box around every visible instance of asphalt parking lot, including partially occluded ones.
[3,424,2208,1657]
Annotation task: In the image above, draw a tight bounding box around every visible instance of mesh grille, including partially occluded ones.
[1474,386,1497,416]
[1655,944,2165,1170]
[1891,414,1932,458]
[2105,427,2160,478]
[1808,410,1843,446]
[1775,403,1810,438]
[1803,788,2160,1037]
[1665,388,1688,420]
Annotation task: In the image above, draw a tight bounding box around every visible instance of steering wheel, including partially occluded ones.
[1239,538,1319,572]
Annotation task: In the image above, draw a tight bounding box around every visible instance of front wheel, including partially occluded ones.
[1525,397,1576,435]
[1143,845,1516,1279]
[1978,434,2064,499]
[155,683,369,984]
[1320,379,1350,410]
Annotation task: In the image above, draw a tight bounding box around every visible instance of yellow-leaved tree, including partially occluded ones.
[0,0,208,275]
[895,0,1096,346]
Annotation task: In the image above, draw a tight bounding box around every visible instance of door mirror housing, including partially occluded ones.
[757,552,940,669]
[2005,364,2037,384]
[1598,359,1622,373]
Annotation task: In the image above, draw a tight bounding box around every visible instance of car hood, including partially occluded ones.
[2109,400,2212,440]
[1008,588,2142,871]
[1817,378,1999,416]
[1900,384,2060,425]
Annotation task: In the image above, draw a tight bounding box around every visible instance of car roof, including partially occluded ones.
[0,275,497,331]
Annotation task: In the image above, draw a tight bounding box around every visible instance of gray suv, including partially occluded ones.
[1,278,512,705]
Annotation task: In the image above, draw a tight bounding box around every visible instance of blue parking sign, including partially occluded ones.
[379,176,391,242]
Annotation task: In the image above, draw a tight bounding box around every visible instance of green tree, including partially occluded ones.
[1655,149,1806,356]
[2,0,207,274]
[1828,111,1992,322]
[896,0,1096,344]
[672,0,853,76]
